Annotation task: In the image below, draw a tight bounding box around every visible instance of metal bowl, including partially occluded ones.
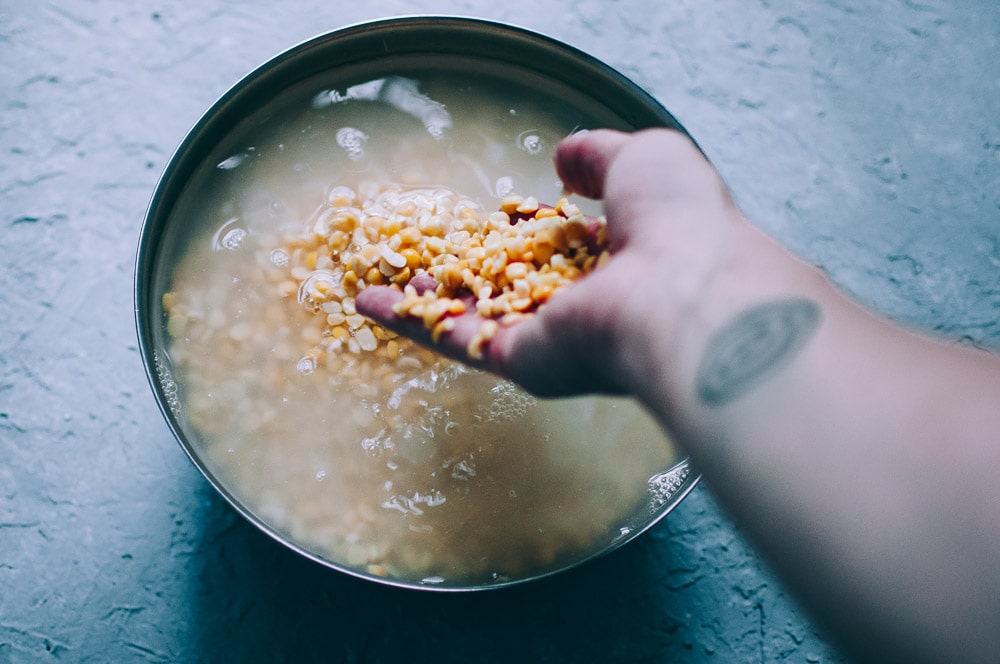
[135,16,698,590]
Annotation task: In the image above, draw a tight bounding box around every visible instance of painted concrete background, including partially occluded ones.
[2,1,998,662]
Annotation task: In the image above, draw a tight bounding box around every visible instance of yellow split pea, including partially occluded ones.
[390,193,610,359]
[268,184,608,369]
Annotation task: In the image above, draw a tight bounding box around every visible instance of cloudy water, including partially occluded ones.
[156,66,679,586]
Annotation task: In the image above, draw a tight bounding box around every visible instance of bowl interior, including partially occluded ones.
[136,16,697,590]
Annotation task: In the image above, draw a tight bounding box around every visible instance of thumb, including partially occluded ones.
[554,129,633,199]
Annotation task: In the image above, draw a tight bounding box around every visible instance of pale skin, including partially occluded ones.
[357,129,1000,663]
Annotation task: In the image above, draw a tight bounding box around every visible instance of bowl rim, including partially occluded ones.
[134,14,701,591]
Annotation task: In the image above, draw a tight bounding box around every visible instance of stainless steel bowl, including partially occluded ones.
[135,16,699,590]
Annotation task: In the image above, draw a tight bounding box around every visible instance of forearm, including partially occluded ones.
[624,220,1000,663]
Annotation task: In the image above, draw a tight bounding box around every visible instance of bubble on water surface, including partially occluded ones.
[297,270,340,312]
[153,351,181,416]
[494,176,515,198]
[485,381,535,423]
[221,228,246,250]
[336,127,369,161]
[210,217,247,251]
[648,463,692,511]
[296,355,316,375]
[269,248,289,268]
[517,130,544,155]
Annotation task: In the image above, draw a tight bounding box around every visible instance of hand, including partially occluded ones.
[356,128,744,397]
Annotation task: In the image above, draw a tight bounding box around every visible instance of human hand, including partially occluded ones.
[356,128,744,397]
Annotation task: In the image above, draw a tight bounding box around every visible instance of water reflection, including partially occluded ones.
[314,76,453,139]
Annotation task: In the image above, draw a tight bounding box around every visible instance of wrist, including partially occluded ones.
[615,216,827,427]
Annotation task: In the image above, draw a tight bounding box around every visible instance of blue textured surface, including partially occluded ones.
[2,2,998,662]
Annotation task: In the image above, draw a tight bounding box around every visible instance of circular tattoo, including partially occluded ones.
[696,298,821,406]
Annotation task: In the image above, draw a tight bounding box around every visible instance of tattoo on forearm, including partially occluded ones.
[696,298,821,406]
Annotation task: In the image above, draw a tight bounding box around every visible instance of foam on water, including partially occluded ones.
[648,463,692,512]
[153,351,181,416]
[335,127,368,161]
[484,381,535,423]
